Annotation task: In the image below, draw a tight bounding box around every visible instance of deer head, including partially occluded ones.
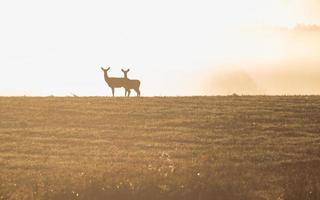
[101,67,110,72]
[101,67,111,78]
[121,68,130,78]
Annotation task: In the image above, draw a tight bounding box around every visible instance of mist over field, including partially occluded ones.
[202,25,320,95]
[204,63,320,95]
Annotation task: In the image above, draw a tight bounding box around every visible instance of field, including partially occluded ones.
[0,96,320,200]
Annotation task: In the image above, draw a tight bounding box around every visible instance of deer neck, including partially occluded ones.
[104,73,110,83]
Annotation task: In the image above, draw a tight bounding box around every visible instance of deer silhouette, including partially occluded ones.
[101,67,141,97]
[101,67,127,96]
[121,68,141,97]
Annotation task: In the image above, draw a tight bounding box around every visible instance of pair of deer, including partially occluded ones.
[101,67,141,97]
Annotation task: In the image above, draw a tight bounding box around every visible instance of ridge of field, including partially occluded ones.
[0,96,319,200]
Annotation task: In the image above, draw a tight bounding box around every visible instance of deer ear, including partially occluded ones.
[127,69,130,72]
[101,67,104,71]
[121,69,125,72]
[106,67,110,71]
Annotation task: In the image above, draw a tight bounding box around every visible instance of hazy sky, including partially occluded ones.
[0,0,320,96]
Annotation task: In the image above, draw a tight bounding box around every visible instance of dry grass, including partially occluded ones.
[0,96,319,200]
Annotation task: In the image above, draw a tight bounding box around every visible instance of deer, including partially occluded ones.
[121,68,141,97]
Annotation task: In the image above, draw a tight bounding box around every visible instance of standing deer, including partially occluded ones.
[101,67,128,97]
[121,68,141,97]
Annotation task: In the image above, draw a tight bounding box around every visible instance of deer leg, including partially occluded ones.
[135,89,140,97]
[124,88,127,96]
[128,89,131,97]
[111,87,115,97]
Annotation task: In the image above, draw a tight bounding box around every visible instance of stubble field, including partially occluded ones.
[0,96,319,200]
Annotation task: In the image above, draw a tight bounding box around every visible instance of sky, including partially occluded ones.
[0,0,320,96]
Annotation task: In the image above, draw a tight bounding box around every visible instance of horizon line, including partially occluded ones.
[1,94,320,98]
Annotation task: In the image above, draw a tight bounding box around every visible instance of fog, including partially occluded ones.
[202,25,320,95]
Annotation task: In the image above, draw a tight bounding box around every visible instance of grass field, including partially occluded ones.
[0,96,319,200]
